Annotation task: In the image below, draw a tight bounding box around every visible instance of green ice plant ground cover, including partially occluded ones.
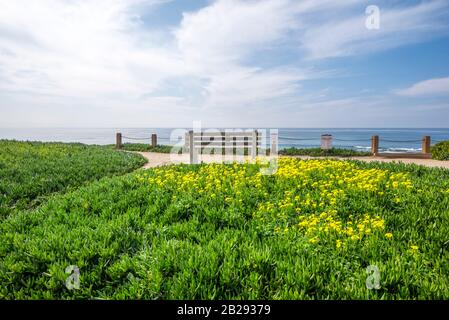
[0,140,146,218]
[0,154,448,299]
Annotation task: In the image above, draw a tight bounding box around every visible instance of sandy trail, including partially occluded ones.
[135,152,175,169]
[134,152,449,170]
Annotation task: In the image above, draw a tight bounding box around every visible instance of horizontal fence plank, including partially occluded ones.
[185,136,263,139]
[185,132,264,161]
[189,132,260,137]
[193,142,258,147]
[193,146,257,149]
[192,136,264,139]
[193,137,264,142]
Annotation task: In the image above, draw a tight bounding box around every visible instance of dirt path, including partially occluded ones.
[136,152,449,170]
[135,152,175,169]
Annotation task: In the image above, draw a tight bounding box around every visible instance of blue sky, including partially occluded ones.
[1,0,449,128]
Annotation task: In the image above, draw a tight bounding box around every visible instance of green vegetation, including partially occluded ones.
[279,147,372,157]
[0,140,146,217]
[431,141,449,160]
[1,157,448,299]
[115,143,173,153]
[115,144,372,158]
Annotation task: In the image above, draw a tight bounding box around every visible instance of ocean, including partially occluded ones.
[1,128,448,153]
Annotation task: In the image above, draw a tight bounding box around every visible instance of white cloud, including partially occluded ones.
[174,0,309,109]
[396,77,449,97]
[301,0,449,59]
[0,0,314,122]
[176,0,297,69]
[1,0,449,128]
[0,0,186,100]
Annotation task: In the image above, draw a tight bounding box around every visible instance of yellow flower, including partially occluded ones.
[336,240,342,249]
[385,233,393,239]
[410,245,419,251]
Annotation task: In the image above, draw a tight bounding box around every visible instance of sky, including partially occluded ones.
[1,0,449,128]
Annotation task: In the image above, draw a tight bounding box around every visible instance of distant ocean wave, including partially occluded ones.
[379,147,422,153]
[353,146,371,150]
[354,145,422,153]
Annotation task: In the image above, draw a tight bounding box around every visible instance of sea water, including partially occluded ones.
[1,128,448,153]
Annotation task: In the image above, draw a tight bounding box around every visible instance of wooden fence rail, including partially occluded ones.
[115,132,158,149]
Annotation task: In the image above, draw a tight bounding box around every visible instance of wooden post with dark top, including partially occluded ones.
[422,136,431,154]
[116,133,122,149]
[371,135,379,156]
[151,133,157,147]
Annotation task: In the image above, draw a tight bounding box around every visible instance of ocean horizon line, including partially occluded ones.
[2,127,449,130]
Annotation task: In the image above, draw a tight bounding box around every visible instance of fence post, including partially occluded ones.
[422,136,431,154]
[189,130,196,164]
[251,130,257,159]
[116,133,122,149]
[151,133,157,147]
[371,135,379,156]
[185,132,189,150]
[270,130,278,155]
[321,134,333,151]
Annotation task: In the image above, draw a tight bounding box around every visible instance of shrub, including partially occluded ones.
[115,143,174,153]
[279,147,371,157]
[431,141,449,160]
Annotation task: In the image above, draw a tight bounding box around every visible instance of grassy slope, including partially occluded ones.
[0,140,146,217]
[1,158,448,299]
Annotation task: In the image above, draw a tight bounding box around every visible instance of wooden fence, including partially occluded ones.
[185,130,262,164]
[115,132,435,160]
[116,133,157,149]
[371,135,432,159]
